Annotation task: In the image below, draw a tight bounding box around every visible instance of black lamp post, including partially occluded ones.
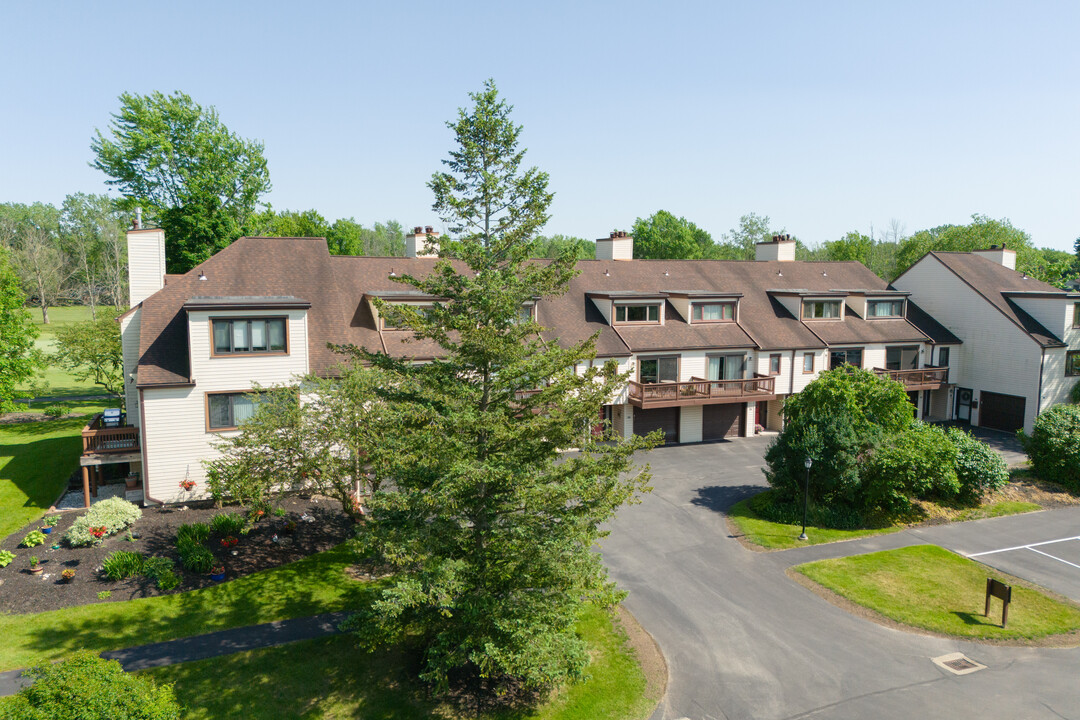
[800,457,812,541]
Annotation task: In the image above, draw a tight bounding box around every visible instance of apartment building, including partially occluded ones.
[80,225,1053,506]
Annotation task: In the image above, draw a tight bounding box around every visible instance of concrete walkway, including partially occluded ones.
[0,612,348,697]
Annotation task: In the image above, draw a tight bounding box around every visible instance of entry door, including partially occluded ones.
[956,387,973,423]
[640,356,678,384]
[707,355,745,381]
[886,346,919,371]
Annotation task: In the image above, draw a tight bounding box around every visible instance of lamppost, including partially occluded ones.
[800,457,812,541]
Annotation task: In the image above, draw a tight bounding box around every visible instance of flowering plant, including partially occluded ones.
[88,526,108,539]
[211,565,225,575]
[220,536,238,548]
[61,568,76,581]
[179,479,197,492]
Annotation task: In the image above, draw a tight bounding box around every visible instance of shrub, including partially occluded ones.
[178,544,214,574]
[20,530,46,548]
[102,551,145,581]
[1,650,180,720]
[43,405,65,420]
[64,497,142,547]
[210,512,246,537]
[142,556,180,591]
[1071,380,1080,405]
[947,427,1010,501]
[175,522,211,545]
[863,423,959,513]
[1019,404,1080,492]
[155,569,181,591]
[0,549,14,567]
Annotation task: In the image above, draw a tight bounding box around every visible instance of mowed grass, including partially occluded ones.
[0,412,110,539]
[14,305,105,398]
[795,544,1080,640]
[727,497,900,550]
[0,544,375,671]
[145,605,658,720]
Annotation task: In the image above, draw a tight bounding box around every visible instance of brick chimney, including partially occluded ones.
[755,234,796,262]
[406,225,440,258]
[595,230,633,261]
[127,208,166,306]
[971,243,1017,271]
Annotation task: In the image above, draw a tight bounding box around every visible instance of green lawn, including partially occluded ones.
[794,544,1080,640]
[727,496,900,550]
[15,305,107,398]
[0,411,114,540]
[145,605,658,720]
[0,544,374,671]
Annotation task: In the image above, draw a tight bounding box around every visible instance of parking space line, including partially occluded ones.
[1028,547,1080,571]
[968,535,1080,558]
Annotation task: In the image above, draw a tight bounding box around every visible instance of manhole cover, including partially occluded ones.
[932,652,986,676]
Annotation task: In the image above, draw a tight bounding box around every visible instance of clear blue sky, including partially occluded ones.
[2,1,1077,251]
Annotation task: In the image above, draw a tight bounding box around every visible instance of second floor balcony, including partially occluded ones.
[873,366,949,391]
[628,374,777,409]
[82,413,140,456]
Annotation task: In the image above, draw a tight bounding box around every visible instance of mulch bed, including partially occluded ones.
[0,493,354,615]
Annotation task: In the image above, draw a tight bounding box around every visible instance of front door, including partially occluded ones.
[956,387,973,423]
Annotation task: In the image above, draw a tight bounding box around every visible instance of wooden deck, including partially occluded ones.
[873,366,949,391]
[628,375,777,409]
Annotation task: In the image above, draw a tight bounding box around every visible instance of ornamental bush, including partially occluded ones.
[0,650,180,720]
[64,497,142,547]
[863,422,959,514]
[102,551,144,581]
[210,512,246,537]
[947,427,1010,501]
[1019,404,1080,491]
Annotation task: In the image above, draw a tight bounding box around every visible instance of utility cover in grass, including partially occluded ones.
[794,544,1080,640]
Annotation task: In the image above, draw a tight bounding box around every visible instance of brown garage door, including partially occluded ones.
[703,404,744,441]
[633,407,680,444]
[979,392,1026,433]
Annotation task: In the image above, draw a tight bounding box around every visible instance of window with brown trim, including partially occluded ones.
[381,304,434,330]
[1073,303,1080,329]
[212,318,287,355]
[867,299,904,318]
[206,391,260,431]
[615,303,660,324]
[803,352,815,373]
[1067,351,1080,377]
[639,355,678,384]
[769,353,782,375]
[691,302,735,322]
[802,300,841,319]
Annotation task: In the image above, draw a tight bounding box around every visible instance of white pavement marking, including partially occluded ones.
[1028,547,1080,571]
[967,535,1080,557]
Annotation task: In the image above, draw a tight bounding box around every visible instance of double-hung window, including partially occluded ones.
[802,300,841,319]
[1067,351,1080,377]
[615,304,660,323]
[212,318,286,355]
[207,392,259,431]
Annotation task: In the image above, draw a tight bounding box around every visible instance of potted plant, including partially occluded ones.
[41,516,59,534]
[179,478,196,492]
[220,536,238,548]
[61,568,76,583]
[209,565,226,582]
[29,556,43,575]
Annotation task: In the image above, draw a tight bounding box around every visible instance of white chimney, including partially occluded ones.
[127,216,166,306]
[406,225,440,258]
[755,234,796,262]
[971,244,1017,271]
[595,231,633,261]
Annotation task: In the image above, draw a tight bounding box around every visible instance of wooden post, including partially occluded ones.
[985,578,1012,628]
[81,464,89,509]
[984,578,992,618]
[92,466,99,498]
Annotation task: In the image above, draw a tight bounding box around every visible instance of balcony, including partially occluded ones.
[628,375,777,409]
[873,366,949,391]
[82,413,140,456]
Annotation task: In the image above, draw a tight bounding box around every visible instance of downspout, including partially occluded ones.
[1036,346,1047,423]
[138,387,166,506]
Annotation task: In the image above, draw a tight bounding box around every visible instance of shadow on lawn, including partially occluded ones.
[953,611,999,628]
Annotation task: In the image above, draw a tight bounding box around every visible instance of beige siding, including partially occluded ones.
[894,256,1044,432]
[590,297,612,324]
[120,309,141,422]
[187,310,309,391]
[792,350,829,393]
[680,406,703,443]
[766,396,784,431]
[668,296,690,322]
[127,230,165,306]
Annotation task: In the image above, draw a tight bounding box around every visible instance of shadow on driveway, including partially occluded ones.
[690,484,763,513]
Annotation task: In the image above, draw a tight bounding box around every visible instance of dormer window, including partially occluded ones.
[382,304,433,330]
[692,302,735,323]
[516,302,536,325]
[802,300,841,320]
[1073,303,1080,328]
[212,318,287,355]
[615,303,660,324]
[867,299,904,318]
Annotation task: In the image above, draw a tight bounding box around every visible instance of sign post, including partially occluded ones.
[985,578,1012,627]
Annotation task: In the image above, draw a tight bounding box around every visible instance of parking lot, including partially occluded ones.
[966,534,1080,601]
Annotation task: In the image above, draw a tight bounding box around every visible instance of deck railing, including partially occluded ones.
[873,366,949,389]
[628,374,775,408]
[82,414,140,455]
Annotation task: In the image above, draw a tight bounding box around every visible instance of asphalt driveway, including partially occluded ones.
[601,437,1080,720]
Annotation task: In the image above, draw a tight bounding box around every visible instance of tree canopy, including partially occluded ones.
[52,308,125,403]
[91,90,271,273]
[631,210,716,259]
[0,246,40,412]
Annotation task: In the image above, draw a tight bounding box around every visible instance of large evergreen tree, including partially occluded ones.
[349,79,655,695]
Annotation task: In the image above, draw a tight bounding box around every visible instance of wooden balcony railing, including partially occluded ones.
[82,414,140,455]
[873,366,949,390]
[628,374,776,409]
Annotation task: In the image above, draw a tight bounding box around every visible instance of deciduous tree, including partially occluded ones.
[631,210,715,259]
[0,247,40,412]
[52,308,124,402]
[91,91,271,273]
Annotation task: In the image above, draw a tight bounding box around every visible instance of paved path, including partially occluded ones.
[601,438,1080,720]
[0,612,347,697]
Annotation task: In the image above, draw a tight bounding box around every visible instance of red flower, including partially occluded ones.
[220,536,238,548]
[89,526,107,539]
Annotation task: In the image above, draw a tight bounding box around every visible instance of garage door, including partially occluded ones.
[633,407,679,445]
[703,404,744,441]
[979,392,1026,433]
